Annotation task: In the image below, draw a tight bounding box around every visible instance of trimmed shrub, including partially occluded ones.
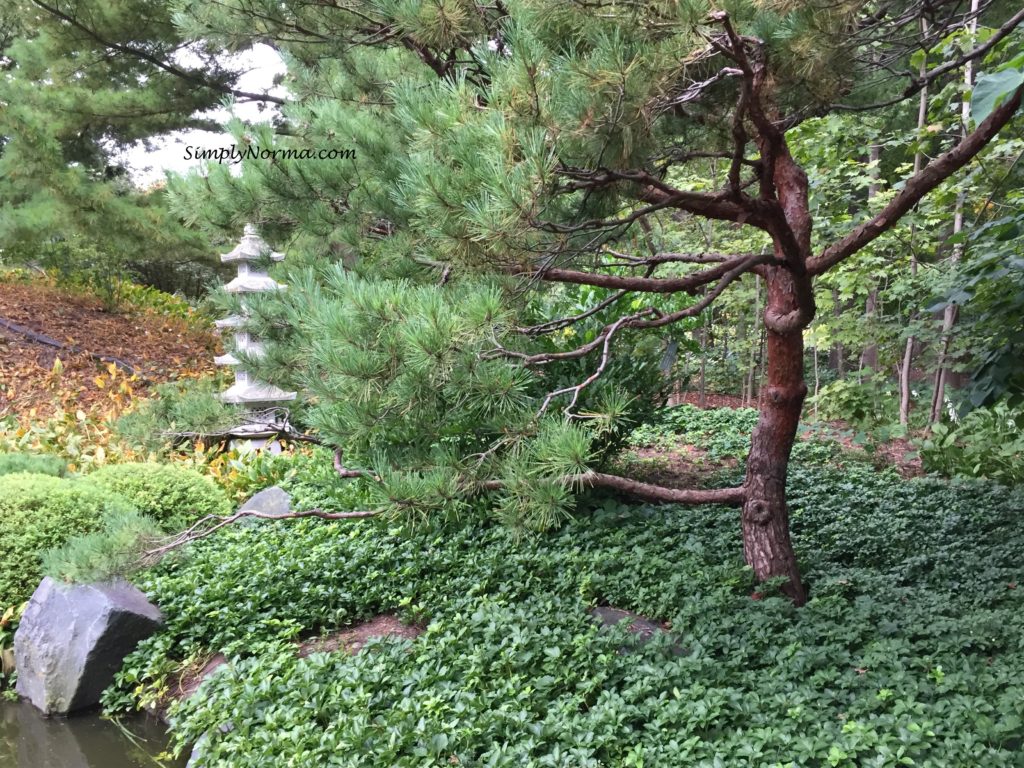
[0,473,132,607]
[86,463,231,531]
[0,453,68,478]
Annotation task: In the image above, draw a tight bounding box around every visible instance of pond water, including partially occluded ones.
[0,699,187,768]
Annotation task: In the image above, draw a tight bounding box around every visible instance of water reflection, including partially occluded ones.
[0,699,187,768]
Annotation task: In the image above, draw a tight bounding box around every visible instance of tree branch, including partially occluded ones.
[581,472,745,506]
[549,167,768,228]
[532,252,765,294]
[141,506,381,563]
[31,0,287,105]
[537,314,632,416]
[514,288,629,336]
[809,83,1024,275]
[333,449,379,480]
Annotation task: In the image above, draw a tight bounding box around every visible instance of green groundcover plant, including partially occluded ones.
[105,456,1024,768]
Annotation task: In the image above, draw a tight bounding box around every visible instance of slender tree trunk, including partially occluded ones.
[930,0,978,424]
[898,334,916,425]
[743,266,808,606]
[813,337,820,420]
[899,17,930,427]
[862,142,882,372]
[698,324,707,408]
[830,287,845,379]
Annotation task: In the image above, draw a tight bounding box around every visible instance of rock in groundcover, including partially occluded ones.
[15,577,162,715]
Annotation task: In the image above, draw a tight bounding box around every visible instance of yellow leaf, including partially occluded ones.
[94,377,106,389]
[107,363,117,376]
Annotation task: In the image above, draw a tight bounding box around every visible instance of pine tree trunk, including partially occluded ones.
[742,266,808,606]
[742,116,816,606]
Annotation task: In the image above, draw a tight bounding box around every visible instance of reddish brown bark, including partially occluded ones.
[743,267,808,605]
[741,138,814,605]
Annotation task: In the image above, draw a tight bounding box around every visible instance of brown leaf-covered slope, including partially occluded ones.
[0,280,216,417]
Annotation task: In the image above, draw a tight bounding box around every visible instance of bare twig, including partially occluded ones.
[141,506,382,563]
[537,314,633,417]
[333,448,380,481]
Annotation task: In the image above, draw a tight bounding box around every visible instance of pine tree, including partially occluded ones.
[43,0,1023,603]
[0,0,283,290]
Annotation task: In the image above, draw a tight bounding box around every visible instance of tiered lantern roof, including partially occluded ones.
[216,225,296,407]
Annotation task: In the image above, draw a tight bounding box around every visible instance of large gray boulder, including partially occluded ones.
[14,577,162,715]
[237,485,291,524]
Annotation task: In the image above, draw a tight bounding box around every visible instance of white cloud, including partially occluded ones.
[114,44,288,187]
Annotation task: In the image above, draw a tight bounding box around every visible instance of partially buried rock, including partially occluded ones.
[15,577,163,715]
[589,606,686,656]
[237,485,291,524]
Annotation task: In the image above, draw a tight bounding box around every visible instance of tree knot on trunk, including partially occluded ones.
[765,384,807,405]
[744,499,772,526]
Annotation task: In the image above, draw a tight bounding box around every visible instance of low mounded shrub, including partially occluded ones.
[917,399,1024,485]
[0,453,68,478]
[86,463,231,531]
[0,473,132,607]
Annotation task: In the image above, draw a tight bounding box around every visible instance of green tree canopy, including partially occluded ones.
[26,0,1024,603]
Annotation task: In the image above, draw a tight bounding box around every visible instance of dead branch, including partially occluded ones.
[141,506,382,563]
[0,316,139,376]
[537,314,632,416]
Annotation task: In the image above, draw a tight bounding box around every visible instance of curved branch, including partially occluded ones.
[581,472,745,506]
[550,168,767,228]
[631,252,770,329]
[141,506,381,563]
[477,473,745,506]
[534,252,764,294]
[514,288,629,336]
[537,314,632,416]
[809,83,1024,275]
[333,449,379,480]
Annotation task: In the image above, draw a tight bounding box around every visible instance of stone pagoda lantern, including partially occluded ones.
[214,225,296,449]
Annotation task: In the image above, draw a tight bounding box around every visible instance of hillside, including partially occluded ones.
[0,278,216,417]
